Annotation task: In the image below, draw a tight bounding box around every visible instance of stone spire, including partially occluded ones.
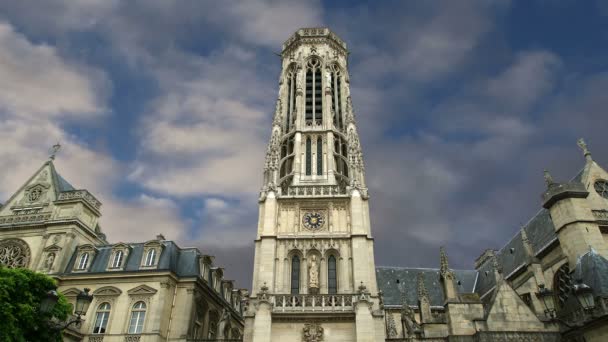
[417,273,432,323]
[439,247,458,301]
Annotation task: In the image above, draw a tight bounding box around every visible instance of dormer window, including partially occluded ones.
[78,253,89,270]
[111,250,123,268]
[107,243,130,271]
[144,249,156,266]
[73,244,97,272]
[141,240,163,269]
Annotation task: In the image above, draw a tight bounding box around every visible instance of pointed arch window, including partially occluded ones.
[78,252,89,270]
[554,263,573,310]
[305,137,312,176]
[330,64,343,129]
[285,66,296,131]
[305,58,322,125]
[291,255,300,294]
[92,302,111,334]
[128,301,146,334]
[328,255,337,294]
[317,137,323,175]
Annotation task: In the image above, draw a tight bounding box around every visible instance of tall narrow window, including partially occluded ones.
[291,255,300,294]
[330,64,343,129]
[285,66,296,131]
[78,252,89,270]
[317,137,323,175]
[328,255,337,294]
[305,58,322,125]
[145,249,156,266]
[128,301,146,334]
[93,302,111,334]
[305,137,312,176]
[111,250,123,268]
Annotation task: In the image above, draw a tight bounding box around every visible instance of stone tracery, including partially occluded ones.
[0,239,31,268]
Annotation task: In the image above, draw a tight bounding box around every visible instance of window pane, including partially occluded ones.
[317,137,323,175]
[291,256,300,294]
[305,138,312,176]
[328,255,337,294]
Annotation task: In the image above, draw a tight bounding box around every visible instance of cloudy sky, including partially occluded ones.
[0,0,607,289]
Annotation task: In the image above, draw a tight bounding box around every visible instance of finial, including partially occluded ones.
[543,169,555,187]
[577,138,593,161]
[440,246,449,275]
[417,273,429,299]
[49,142,61,160]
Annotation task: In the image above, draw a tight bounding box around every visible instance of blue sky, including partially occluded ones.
[0,0,607,289]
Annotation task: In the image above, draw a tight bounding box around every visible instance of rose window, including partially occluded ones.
[595,180,608,199]
[0,239,31,268]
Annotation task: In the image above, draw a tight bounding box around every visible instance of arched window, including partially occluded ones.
[78,252,89,270]
[111,250,123,268]
[330,64,343,129]
[305,137,312,176]
[128,301,146,334]
[291,255,300,294]
[145,249,156,266]
[328,255,337,294]
[305,58,322,125]
[92,302,111,334]
[554,264,573,310]
[317,137,323,175]
[285,66,296,131]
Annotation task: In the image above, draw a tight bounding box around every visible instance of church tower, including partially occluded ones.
[245,28,384,342]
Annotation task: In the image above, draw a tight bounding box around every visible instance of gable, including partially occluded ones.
[93,286,122,296]
[485,281,544,331]
[0,162,57,217]
[127,284,158,296]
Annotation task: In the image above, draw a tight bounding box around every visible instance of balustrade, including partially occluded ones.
[270,293,355,312]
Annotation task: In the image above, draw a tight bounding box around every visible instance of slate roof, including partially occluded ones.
[49,161,76,193]
[573,250,608,297]
[376,266,478,307]
[474,208,558,298]
[63,241,201,277]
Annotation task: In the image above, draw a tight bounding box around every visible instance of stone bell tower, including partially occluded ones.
[244,28,384,342]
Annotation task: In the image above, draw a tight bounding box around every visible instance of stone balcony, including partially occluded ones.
[269,293,356,313]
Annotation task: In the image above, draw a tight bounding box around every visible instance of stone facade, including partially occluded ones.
[0,160,245,341]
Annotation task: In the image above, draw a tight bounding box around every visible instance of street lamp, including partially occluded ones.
[535,284,556,318]
[573,280,595,311]
[40,288,94,331]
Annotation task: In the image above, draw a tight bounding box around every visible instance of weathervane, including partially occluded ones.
[49,142,61,160]
[577,138,592,161]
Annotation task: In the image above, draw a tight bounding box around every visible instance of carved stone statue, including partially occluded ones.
[45,252,55,270]
[302,323,323,342]
[308,255,319,292]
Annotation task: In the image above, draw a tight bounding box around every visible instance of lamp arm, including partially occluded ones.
[48,315,83,332]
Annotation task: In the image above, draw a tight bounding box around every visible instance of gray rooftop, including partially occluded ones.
[63,241,201,277]
[376,266,478,307]
[573,250,608,298]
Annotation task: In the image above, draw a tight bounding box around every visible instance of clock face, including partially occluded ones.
[303,212,325,230]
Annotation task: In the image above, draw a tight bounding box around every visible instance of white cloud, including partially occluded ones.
[0,21,108,119]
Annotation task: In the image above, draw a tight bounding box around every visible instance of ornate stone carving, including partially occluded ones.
[308,255,319,292]
[0,239,31,268]
[387,313,398,338]
[302,323,323,342]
